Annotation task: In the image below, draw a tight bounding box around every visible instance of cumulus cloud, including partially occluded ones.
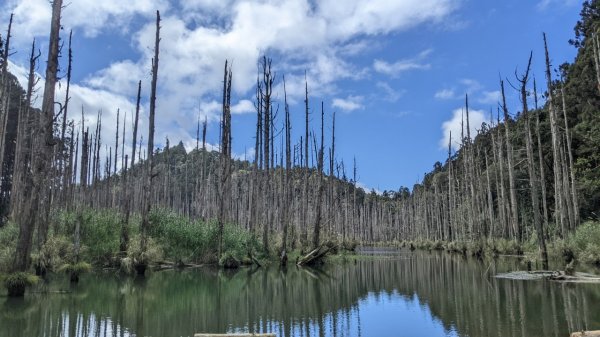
[332,95,364,112]
[1,0,170,42]
[440,107,490,150]
[2,0,461,170]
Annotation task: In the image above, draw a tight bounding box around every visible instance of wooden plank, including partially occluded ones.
[194,334,276,337]
[571,331,600,337]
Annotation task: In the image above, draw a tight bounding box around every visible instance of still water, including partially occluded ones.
[1,249,599,337]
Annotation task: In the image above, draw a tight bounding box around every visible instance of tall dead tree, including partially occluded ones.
[131,81,141,169]
[12,0,63,275]
[592,30,600,95]
[137,10,160,275]
[312,102,325,248]
[302,75,310,247]
[533,78,550,232]
[217,61,232,260]
[280,76,291,264]
[261,57,274,250]
[544,33,567,236]
[10,39,39,220]
[518,52,548,263]
[559,81,579,229]
[500,79,521,241]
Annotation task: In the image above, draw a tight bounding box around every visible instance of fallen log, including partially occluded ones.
[297,245,335,266]
[570,331,600,337]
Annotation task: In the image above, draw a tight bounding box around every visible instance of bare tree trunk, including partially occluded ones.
[302,76,310,247]
[592,30,600,95]
[501,80,520,241]
[138,11,160,275]
[131,81,141,169]
[13,0,62,274]
[544,33,567,237]
[280,76,291,264]
[518,52,548,263]
[560,82,579,229]
[217,61,232,260]
[312,102,325,249]
[533,78,550,233]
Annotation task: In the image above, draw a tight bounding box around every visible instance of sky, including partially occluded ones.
[0,0,584,193]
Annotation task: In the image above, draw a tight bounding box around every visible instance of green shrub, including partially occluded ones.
[569,221,600,265]
[79,210,123,265]
[148,209,259,263]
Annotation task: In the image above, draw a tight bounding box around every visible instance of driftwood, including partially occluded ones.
[297,245,334,266]
[495,270,600,283]
[571,331,600,337]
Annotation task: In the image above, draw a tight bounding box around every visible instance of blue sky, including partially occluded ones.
[1,0,583,192]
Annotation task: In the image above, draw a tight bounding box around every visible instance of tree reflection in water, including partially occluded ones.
[2,250,599,337]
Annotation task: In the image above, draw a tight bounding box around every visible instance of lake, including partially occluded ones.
[1,249,599,337]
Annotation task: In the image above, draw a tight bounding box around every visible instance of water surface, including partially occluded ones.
[1,250,599,337]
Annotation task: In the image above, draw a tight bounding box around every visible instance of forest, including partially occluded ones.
[0,0,599,300]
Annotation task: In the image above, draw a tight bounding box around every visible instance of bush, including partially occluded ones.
[79,210,123,265]
[0,221,18,272]
[569,221,600,265]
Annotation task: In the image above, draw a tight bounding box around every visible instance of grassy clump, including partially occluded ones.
[58,261,92,275]
[31,235,73,274]
[3,272,39,297]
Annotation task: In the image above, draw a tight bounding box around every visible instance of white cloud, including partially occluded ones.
[440,107,490,150]
[434,88,456,100]
[373,49,432,77]
[231,99,255,115]
[2,0,462,170]
[478,90,501,105]
[332,95,363,112]
[356,181,382,195]
[2,0,170,42]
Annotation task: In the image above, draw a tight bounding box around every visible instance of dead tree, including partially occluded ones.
[500,80,520,241]
[544,33,567,236]
[280,76,291,264]
[13,0,62,275]
[137,10,160,275]
[312,102,325,248]
[517,52,548,263]
[217,61,232,260]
